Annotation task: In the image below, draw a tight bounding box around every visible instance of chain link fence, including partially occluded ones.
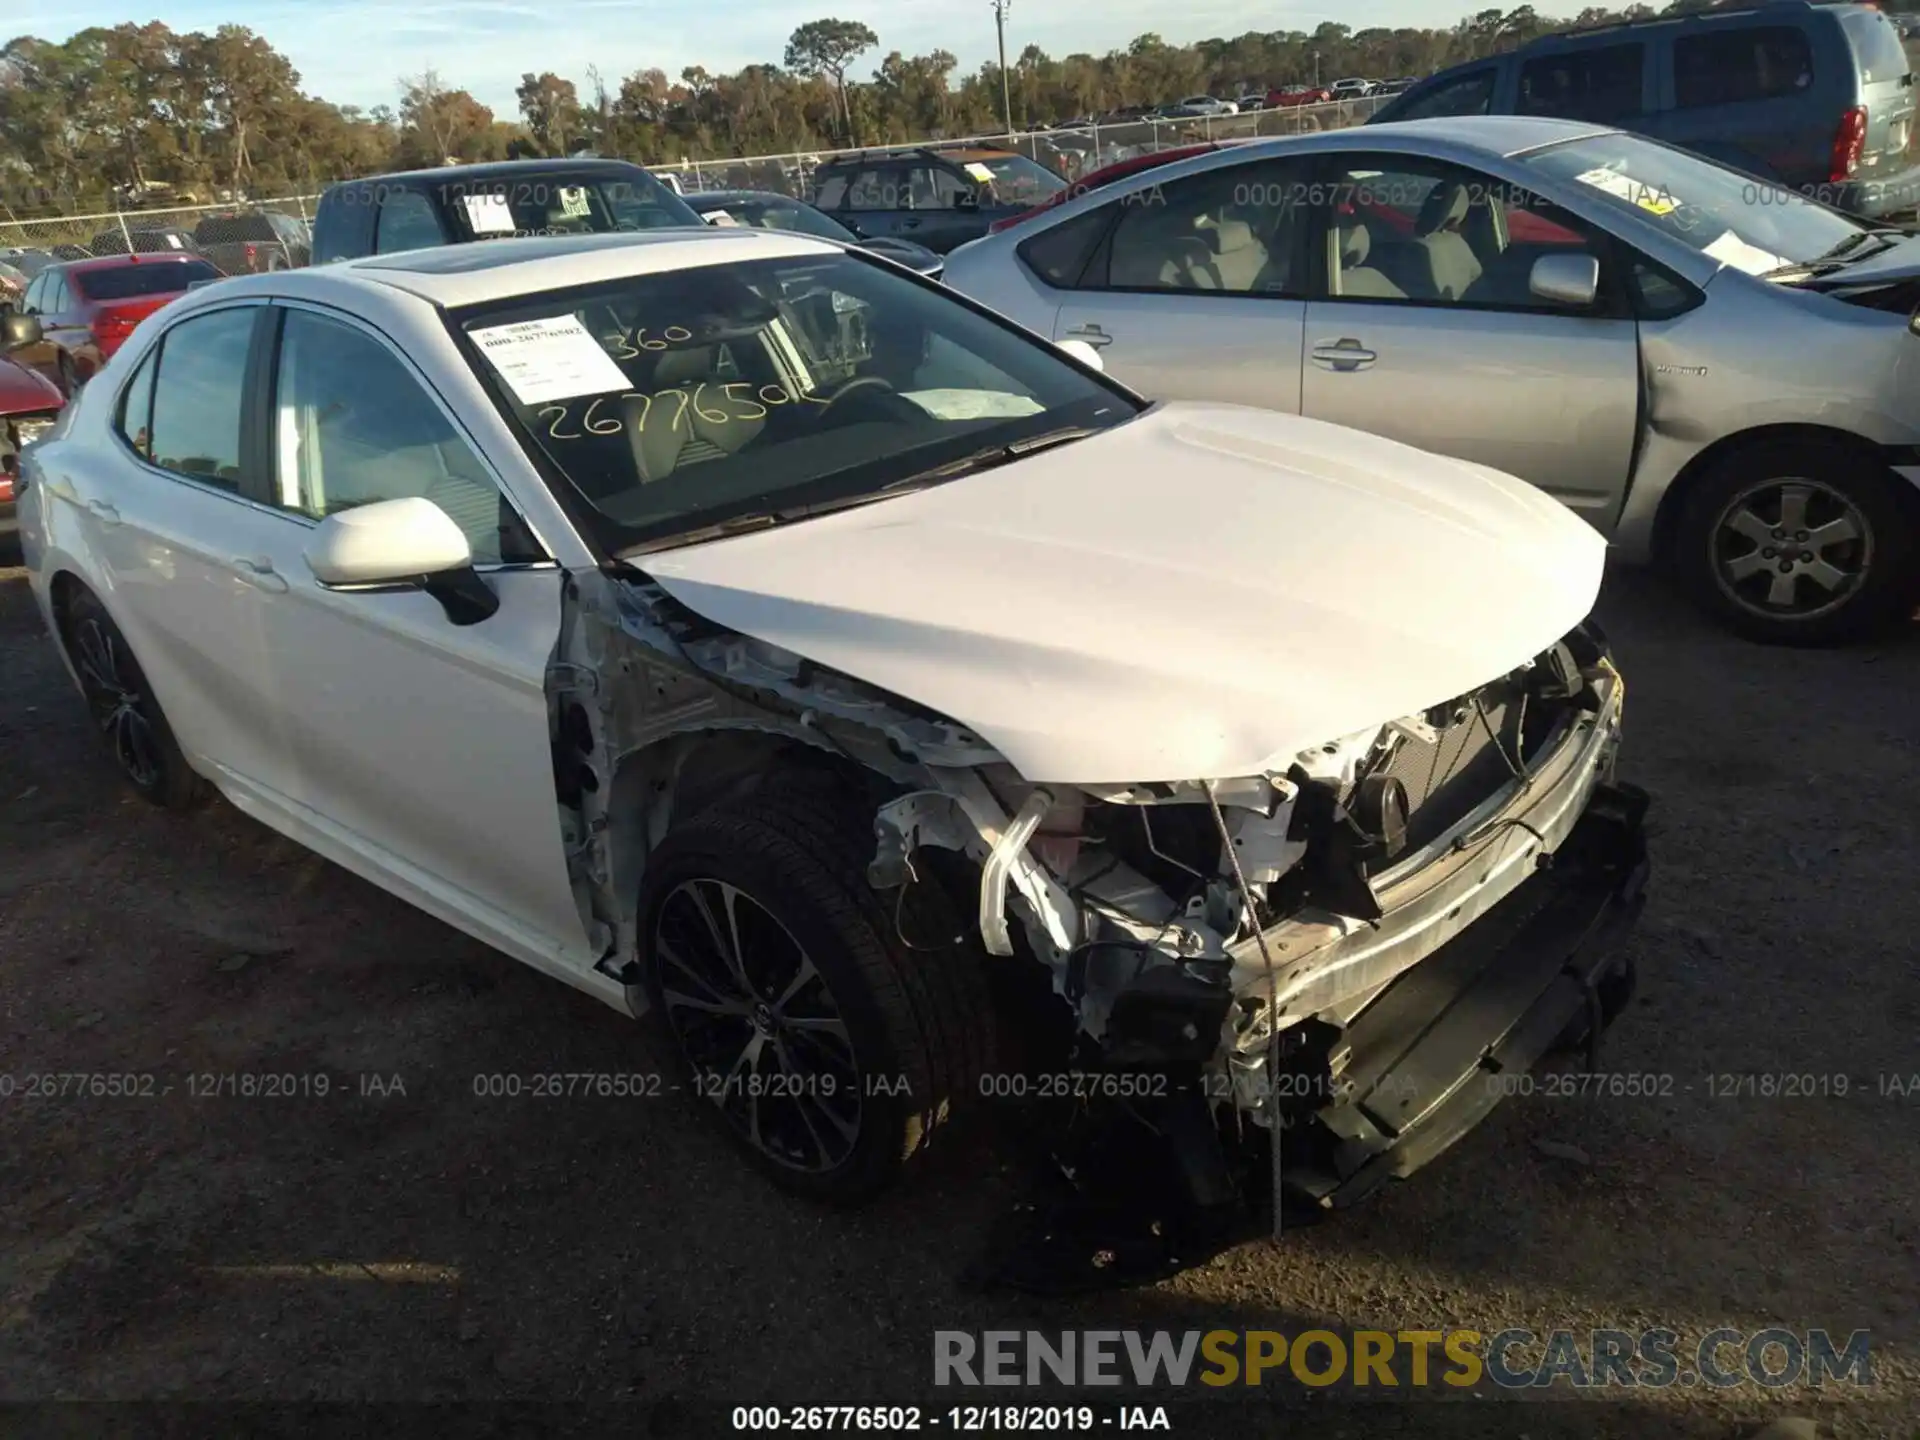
[664,94,1390,196]
[0,92,1387,298]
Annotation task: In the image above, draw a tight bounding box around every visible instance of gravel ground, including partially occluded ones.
[1,540,1915,1439]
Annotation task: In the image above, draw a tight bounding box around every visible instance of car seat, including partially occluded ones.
[1331,222,1405,299]
[623,345,767,484]
[1405,181,1485,301]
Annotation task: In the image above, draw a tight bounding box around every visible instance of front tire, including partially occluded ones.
[1676,439,1916,645]
[61,588,207,809]
[638,784,994,1205]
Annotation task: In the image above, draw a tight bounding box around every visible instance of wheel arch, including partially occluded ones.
[1648,423,1918,572]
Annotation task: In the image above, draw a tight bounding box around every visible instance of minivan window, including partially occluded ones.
[1523,132,1862,273]
[455,252,1137,555]
[1673,26,1813,109]
[1841,9,1909,85]
[74,260,221,300]
[1391,68,1497,122]
[1518,44,1645,125]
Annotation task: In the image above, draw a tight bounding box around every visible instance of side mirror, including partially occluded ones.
[1,312,41,352]
[302,496,499,626]
[1056,337,1105,373]
[1529,252,1600,308]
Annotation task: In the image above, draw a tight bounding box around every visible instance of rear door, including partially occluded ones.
[1514,40,1652,130]
[842,162,916,242]
[1297,153,1642,532]
[1046,155,1315,411]
[1647,21,1824,183]
[1839,7,1916,185]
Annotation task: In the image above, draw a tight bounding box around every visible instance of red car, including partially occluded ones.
[0,314,64,534]
[989,143,1226,235]
[15,252,222,396]
[1267,86,1333,109]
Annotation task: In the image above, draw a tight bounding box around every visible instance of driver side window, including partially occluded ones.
[269,308,543,566]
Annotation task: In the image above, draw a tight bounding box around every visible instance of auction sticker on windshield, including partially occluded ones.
[1573,166,1678,216]
[963,162,996,184]
[558,185,592,219]
[470,315,632,404]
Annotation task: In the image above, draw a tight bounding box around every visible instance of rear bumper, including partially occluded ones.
[1285,781,1651,1208]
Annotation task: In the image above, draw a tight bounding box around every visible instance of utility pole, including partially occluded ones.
[992,0,1014,135]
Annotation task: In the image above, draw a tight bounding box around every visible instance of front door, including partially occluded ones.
[1298,153,1641,530]
[1046,155,1315,412]
[234,302,590,967]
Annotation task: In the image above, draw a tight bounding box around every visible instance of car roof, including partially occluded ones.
[323,157,659,191]
[56,252,214,275]
[1349,114,1612,155]
[192,227,840,309]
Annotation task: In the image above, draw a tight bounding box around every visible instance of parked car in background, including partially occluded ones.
[193,210,312,274]
[0,313,64,536]
[683,188,944,275]
[14,254,221,395]
[1177,95,1240,116]
[942,116,1920,644]
[309,158,705,263]
[1268,85,1334,108]
[87,226,203,258]
[1236,92,1270,111]
[0,247,63,279]
[1380,77,1419,95]
[988,142,1229,234]
[1331,78,1376,99]
[17,228,1646,1214]
[1370,0,1920,220]
[809,147,1067,253]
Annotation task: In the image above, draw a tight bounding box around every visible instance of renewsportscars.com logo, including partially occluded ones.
[933,1328,1874,1391]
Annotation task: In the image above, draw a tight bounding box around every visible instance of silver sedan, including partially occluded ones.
[943,115,1920,645]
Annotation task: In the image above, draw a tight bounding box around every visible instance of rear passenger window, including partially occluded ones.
[374,190,445,254]
[1674,26,1813,109]
[1518,44,1645,125]
[1017,208,1111,288]
[146,307,257,491]
[1092,162,1307,296]
[116,348,158,461]
[1841,10,1909,85]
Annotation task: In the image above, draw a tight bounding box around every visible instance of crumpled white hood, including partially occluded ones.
[643,403,1606,785]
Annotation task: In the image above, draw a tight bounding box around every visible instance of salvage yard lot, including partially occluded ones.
[1,541,1916,1437]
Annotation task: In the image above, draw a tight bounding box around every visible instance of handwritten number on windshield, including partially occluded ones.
[538,381,795,442]
[604,324,695,360]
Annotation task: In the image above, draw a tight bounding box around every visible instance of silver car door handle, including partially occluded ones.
[230,556,290,594]
[1064,323,1114,348]
[85,499,121,526]
[1310,338,1378,372]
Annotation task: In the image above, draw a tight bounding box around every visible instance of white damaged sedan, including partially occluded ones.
[17,229,1649,1208]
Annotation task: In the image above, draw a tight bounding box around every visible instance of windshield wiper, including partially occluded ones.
[1768,228,1909,278]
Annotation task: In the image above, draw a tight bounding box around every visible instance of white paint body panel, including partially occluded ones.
[645,402,1606,786]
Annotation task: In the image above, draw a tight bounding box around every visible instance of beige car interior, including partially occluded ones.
[279,331,513,564]
[1108,193,1289,293]
[1330,171,1585,308]
[620,344,769,485]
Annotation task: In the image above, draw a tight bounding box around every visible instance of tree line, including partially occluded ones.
[0,1,1905,215]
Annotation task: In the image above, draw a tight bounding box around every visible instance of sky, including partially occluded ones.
[0,0,1461,115]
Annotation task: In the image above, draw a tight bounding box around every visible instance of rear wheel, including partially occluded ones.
[1676,439,1917,645]
[638,782,994,1204]
[61,588,207,809]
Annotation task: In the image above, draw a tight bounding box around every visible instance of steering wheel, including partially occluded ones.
[816,374,897,415]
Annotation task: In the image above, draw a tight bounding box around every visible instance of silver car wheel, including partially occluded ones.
[653,878,863,1174]
[73,616,163,789]
[1710,476,1873,621]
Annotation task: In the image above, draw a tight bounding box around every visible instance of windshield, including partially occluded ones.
[456,250,1136,555]
[700,198,855,243]
[75,259,221,299]
[440,171,703,240]
[971,155,1067,206]
[1522,133,1867,274]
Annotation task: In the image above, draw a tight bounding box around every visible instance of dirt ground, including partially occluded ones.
[1,535,1916,1439]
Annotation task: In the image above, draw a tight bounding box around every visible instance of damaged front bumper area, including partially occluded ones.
[870,622,1647,1202]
